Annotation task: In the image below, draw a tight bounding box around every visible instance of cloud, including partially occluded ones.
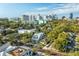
[23,3,79,16]
[49,4,79,15]
[36,7,49,11]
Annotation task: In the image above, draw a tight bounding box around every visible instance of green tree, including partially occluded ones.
[20,33,33,45]
[52,32,69,52]
[75,36,79,42]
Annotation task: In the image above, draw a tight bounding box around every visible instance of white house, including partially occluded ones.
[18,29,27,34]
[18,29,36,34]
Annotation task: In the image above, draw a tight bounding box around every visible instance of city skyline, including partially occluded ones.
[0,3,79,18]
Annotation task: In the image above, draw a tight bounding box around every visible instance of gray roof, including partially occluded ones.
[0,42,10,52]
[32,32,44,41]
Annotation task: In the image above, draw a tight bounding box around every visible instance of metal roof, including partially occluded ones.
[0,42,10,52]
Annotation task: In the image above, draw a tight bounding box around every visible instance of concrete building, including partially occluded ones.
[29,15,37,24]
[36,14,43,20]
[32,32,44,44]
[43,15,48,21]
[20,15,30,24]
[32,14,47,25]
[20,14,49,25]
[21,14,37,24]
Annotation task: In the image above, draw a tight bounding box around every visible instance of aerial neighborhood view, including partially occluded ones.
[0,3,79,56]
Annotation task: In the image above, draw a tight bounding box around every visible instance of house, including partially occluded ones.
[0,44,27,56]
[18,29,27,34]
[0,26,5,34]
[0,42,17,56]
[0,42,10,52]
[18,29,36,34]
[0,43,40,56]
[32,32,44,44]
[26,29,36,33]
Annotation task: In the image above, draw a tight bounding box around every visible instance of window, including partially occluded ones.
[32,35,38,40]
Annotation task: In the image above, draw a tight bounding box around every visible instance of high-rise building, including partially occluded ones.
[29,15,36,24]
[20,15,30,23]
[36,14,43,20]
[23,15,29,21]
[20,14,49,24]
[49,15,52,20]
[69,13,73,19]
[43,15,47,21]
[52,14,58,20]
[30,15,36,21]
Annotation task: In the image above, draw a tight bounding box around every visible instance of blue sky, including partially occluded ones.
[0,3,79,18]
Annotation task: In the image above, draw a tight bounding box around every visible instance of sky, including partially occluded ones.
[0,3,79,18]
